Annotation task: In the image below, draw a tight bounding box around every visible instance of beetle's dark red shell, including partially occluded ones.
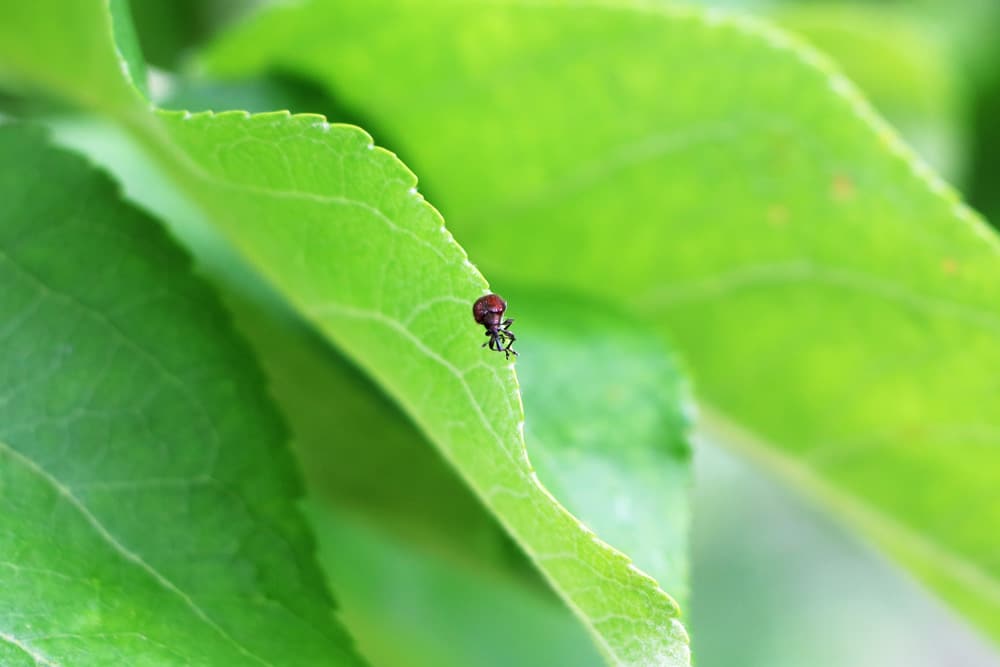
[473,293,506,325]
[472,293,517,358]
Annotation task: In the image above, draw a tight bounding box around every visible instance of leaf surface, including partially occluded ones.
[204,0,1000,641]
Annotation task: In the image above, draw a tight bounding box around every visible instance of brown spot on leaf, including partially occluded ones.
[767,204,789,227]
[831,174,855,202]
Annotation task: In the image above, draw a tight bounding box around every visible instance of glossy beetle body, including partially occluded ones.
[473,294,517,359]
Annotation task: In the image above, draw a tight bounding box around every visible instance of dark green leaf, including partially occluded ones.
[0,123,363,666]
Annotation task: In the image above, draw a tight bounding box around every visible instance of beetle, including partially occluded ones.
[473,293,517,359]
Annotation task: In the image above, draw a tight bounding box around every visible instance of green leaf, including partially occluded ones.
[0,123,363,666]
[514,292,692,609]
[54,111,554,619]
[775,5,956,120]
[772,3,963,179]
[51,115,519,565]
[203,0,1000,643]
[56,114,698,652]
[310,505,606,667]
[126,0,251,70]
[108,0,149,99]
[202,227,531,571]
[0,5,693,665]
[0,2,142,112]
[52,123,672,667]
[150,109,689,666]
[54,109,695,611]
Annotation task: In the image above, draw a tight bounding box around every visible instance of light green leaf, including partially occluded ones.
[772,3,964,179]
[774,4,956,119]
[0,123,363,666]
[0,4,693,665]
[204,0,1000,642]
[0,2,142,112]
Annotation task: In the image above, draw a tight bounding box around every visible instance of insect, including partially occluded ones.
[473,293,517,359]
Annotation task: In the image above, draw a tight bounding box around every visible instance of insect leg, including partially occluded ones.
[502,333,518,356]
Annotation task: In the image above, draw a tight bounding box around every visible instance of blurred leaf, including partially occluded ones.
[109,0,149,98]
[204,0,1000,642]
[163,74,338,117]
[690,438,1000,667]
[127,0,257,70]
[0,3,142,110]
[309,505,606,667]
[774,4,955,120]
[965,25,1000,226]
[514,292,692,608]
[773,3,964,179]
[0,123,363,666]
[0,3,694,664]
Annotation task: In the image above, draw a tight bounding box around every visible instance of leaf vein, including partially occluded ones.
[0,631,59,667]
[0,439,273,667]
[641,259,1000,335]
